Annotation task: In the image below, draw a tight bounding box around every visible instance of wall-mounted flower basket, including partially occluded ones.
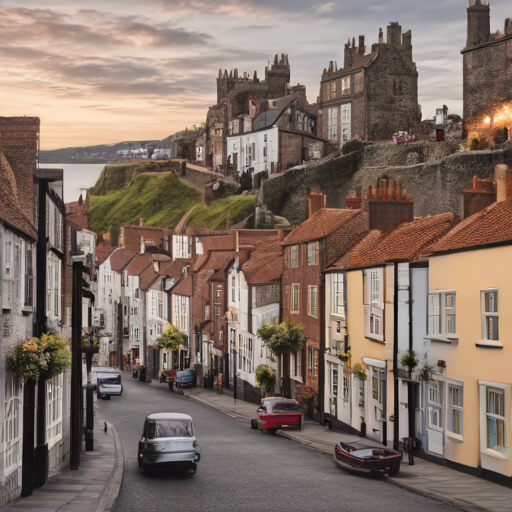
[437,360,446,369]
[81,344,100,355]
[351,363,367,381]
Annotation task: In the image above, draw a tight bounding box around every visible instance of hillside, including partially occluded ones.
[88,161,256,233]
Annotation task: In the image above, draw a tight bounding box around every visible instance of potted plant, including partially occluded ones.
[400,350,419,378]
[81,336,100,354]
[338,352,350,363]
[351,363,367,381]
[255,365,277,397]
[419,364,435,383]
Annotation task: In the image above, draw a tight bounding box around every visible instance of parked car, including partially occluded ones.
[138,413,201,476]
[96,372,123,400]
[334,442,402,476]
[174,370,196,389]
[91,366,119,384]
[250,397,304,434]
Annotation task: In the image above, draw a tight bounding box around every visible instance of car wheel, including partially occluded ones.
[250,419,258,430]
[388,462,400,477]
[265,428,278,435]
[185,468,196,478]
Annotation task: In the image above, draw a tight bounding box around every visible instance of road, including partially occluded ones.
[97,375,456,512]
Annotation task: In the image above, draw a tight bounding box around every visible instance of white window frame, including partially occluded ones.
[342,366,350,402]
[427,380,443,432]
[331,273,344,317]
[46,373,63,449]
[289,246,299,268]
[481,289,499,342]
[341,103,351,123]
[327,107,338,142]
[290,284,300,314]
[342,128,349,142]
[306,242,318,266]
[447,383,464,441]
[479,381,510,460]
[427,290,458,342]
[308,285,318,318]
[307,345,317,375]
[342,77,350,95]
[4,378,21,475]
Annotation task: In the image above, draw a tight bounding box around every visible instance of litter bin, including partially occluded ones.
[138,365,147,382]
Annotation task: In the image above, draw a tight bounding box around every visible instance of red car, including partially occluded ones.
[250,398,304,434]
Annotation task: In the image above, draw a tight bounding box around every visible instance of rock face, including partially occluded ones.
[262,141,512,226]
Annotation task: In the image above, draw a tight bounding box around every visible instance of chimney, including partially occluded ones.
[358,36,365,55]
[139,218,144,227]
[365,177,414,231]
[141,236,146,253]
[387,22,402,46]
[466,0,490,47]
[308,191,326,218]
[345,197,362,209]
[505,18,512,36]
[495,164,512,202]
[463,175,496,218]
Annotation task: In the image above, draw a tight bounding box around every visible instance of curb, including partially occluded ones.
[185,391,252,421]
[96,421,125,512]
[184,393,490,512]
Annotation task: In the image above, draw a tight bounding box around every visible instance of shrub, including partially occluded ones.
[255,365,276,392]
[156,325,187,351]
[342,139,364,155]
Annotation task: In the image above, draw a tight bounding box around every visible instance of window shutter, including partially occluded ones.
[428,293,440,335]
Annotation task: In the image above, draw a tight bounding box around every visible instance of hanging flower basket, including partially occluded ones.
[7,333,71,382]
[81,336,100,355]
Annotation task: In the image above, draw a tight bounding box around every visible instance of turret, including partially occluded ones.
[387,22,402,46]
[267,53,290,99]
[466,0,490,47]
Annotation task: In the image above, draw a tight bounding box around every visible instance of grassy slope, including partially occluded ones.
[186,193,257,229]
[88,164,256,233]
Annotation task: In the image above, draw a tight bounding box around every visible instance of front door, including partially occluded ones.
[426,379,444,457]
[368,366,385,443]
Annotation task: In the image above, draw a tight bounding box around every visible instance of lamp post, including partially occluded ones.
[70,250,85,470]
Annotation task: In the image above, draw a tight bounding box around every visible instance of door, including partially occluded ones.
[426,380,444,457]
[368,366,385,442]
[329,365,338,418]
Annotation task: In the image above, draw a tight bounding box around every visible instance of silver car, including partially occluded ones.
[138,413,200,476]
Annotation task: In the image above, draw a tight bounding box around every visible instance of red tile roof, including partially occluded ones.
[332,213,458,270]
[110,248,138,271]
[126,254,151,276]
[95,245,116,266]
[282,209,361,246]
[139,265,159,291]
[173,275,193,297]
[235,229,280,248]
[0,151,37,239]
[242,237,283,283]
[428,200,512,254]
[196,251,236,273]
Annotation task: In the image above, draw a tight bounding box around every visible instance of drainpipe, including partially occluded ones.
[393,262,400,450]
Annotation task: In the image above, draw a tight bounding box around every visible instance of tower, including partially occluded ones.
[266,54,290,99]
[466,0,490,47]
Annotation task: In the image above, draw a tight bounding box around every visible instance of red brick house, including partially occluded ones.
[281,193,367,417]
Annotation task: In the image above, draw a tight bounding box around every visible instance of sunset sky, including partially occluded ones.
[0,0,509,150]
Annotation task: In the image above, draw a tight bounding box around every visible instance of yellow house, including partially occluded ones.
[423,192,512,482]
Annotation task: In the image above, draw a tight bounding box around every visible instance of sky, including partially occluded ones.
[0,0,509,150]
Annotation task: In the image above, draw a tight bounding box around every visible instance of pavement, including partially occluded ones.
[0,416,124,512]
[183,385,512,512]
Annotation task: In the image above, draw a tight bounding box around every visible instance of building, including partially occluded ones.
[281,193,367,417]
[318,22,420,145]
[205,54,296,172]
[418,164,512,483]
[226,90,333,179]
[119,223,171,253]
[462,1,512,144]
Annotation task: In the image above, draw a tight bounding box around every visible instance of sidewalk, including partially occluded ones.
[0,417,124,512]
[183,386,512,512]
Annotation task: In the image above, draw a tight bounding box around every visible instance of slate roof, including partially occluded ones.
[110,248,137,271]
[282,209,361,246]
[428,200,512,254]
[331,213,458,270]
[0,151,37,239]
[242,237,283,283]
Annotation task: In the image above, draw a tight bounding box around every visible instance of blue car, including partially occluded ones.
[175,370,196,389]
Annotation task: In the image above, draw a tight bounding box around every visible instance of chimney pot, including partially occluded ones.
[495,164,512,202]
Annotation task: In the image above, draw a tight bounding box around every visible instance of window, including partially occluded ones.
[308,286,318,318]
[307,346,317,374]
[205,304,210,320]
[264,134,267,142]
[289,246,299,268]
[428,291,457,338]
[342,366,350,402]
[428,381,443,430]
[157,296,164,318]
[290,284,300,314]
[306,242,318,265]
[156,324,162,335]
[486,388,506,450]
[135,328,140,341]
[46,374,63,448]
[5,241,11,275]
[341,103,351,123]
[4,378,21,475]
[327,108,338,141]
[332,368,338,397]
[481,290,498,341]
[342,128,349,142]
[332,273,344,316]
[232,275,236,302]
[447,385,463,437]
[364,268,383,306]
[330,81,336,99]
[342,77,350,95]
[372,369,385,405]
[14,245,20,279]
[25,244,34,306]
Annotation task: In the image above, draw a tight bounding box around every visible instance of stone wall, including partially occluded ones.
[262,142,512,226]
[184,164,225,190]
[254,284,280,308]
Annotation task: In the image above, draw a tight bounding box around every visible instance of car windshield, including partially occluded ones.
[98,375,121,384]
[147,420,194,439]
[274,403,300,412]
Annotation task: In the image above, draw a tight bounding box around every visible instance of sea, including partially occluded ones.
[39,163,107,203]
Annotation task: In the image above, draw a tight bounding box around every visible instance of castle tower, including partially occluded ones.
[387,22,402,46]
[467,0,490,47]
[266,53,290,99]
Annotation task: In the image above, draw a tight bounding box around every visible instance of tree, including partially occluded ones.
[255,365,277,394]
[156,325,186,351]
[257,319,307,398]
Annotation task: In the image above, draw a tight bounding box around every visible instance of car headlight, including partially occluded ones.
[192,440,198,448]
[146,442,158,452]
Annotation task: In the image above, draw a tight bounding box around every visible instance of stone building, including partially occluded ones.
[318,22,420,145]
[205,54,296,171]
[462,0,512,143]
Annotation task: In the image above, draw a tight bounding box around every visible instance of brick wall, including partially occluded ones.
[254,284,280,308]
